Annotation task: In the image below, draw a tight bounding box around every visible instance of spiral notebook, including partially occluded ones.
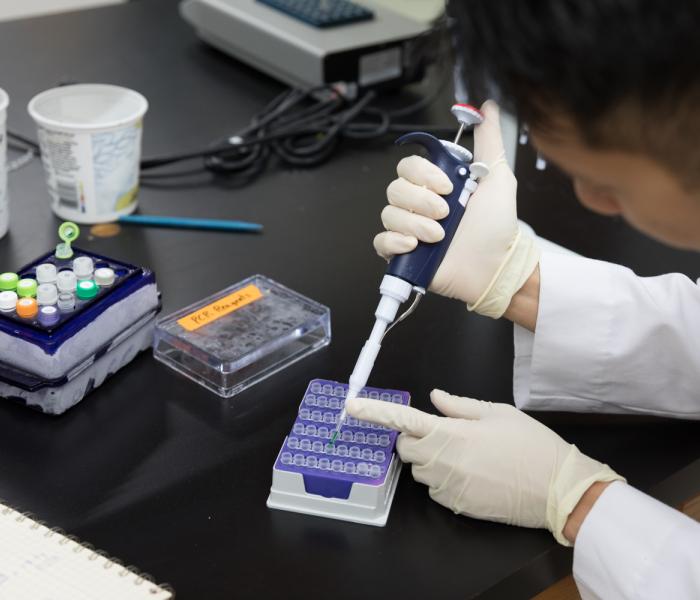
[0,501,174,599]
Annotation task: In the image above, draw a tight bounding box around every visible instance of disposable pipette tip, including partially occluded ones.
[329,430,340,446]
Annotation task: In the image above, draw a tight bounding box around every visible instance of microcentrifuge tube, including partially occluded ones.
[36,264,58,285]
[56,270,77,293]
[16,297,38,319]
[94,267,115,287]
[16,279,37,298]
[0,291,17,312]
[0,272,18,292]
[36,283,58,306]
[38,305,60,326]
[72,256,94,280]
[57,292,76,312]
[76,280,98,300]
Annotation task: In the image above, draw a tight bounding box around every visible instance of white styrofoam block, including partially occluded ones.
[0,283,158,379]
[0,312,156,415]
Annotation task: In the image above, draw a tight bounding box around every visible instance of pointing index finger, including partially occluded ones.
[345,397,437,438]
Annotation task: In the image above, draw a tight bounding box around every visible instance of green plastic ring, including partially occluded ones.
[58,222,80,243]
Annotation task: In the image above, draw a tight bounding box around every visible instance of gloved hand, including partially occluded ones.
[374,101,540,318]
[346,391,624,545]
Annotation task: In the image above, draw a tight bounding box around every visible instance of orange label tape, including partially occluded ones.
[177,284,263,332]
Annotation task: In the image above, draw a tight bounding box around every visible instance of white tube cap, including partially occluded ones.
[36,263,58,284]
[0,290,18,312]
[36,283,58,306]
[94,267,115,287]
[72,256,94,279]
[56,270,77,293]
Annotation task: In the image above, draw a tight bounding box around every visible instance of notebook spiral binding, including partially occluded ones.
[0,499,176,597]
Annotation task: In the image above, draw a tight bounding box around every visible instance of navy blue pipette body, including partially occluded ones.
[386,132,472,290]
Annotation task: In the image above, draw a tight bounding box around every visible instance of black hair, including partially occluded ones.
[449,0,700,183]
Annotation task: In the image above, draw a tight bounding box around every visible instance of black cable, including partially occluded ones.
[11,52,457,184]
[7,131,40,154]
[140,65,453,182]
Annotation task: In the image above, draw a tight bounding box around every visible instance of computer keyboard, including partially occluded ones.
[257,0,374,28]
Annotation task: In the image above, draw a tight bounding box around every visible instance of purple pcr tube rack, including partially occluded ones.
[267,378,409,526]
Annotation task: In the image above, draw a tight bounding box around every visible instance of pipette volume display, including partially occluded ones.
[332,104,485,443]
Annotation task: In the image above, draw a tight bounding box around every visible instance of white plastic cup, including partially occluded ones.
[27,84,148,224]
[0,88,9,239]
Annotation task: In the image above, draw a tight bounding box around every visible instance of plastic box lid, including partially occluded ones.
[153,275,331,397]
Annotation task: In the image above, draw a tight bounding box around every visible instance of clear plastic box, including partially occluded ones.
[153,275,331,397]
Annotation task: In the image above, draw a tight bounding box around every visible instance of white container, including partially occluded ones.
[0,88,9,239]
[28,84,148,224]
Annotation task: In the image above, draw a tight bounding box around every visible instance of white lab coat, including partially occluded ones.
[513,249,700,598]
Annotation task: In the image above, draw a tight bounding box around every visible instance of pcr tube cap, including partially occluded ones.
[38,305,60,326]
[0,272,18,291]
[94,267,115,287]
[56,270,77,293]
[36,283,58,306]
[36,263,58,285]
[76,279,98,300]
[16,279,38,298]
[0,290,18,312]
[72,256,94,280]
[16,297,38,319]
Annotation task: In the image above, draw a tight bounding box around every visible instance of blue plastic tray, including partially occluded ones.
[0,247,155,354]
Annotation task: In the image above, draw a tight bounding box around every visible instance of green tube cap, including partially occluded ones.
[56,222,81,260]
[16,279,38,298]
[76,279,99,300]
[0,272,19,292]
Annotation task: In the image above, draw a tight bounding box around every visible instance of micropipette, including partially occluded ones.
[331,104,488,445]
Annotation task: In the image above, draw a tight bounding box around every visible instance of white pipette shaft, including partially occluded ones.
[331,275,412,444]
[333,319,386,439]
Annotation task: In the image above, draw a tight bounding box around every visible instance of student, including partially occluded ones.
[347,2,700,598]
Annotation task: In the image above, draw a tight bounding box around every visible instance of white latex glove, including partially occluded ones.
[374,101,540,318]
[346,391,624,545]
